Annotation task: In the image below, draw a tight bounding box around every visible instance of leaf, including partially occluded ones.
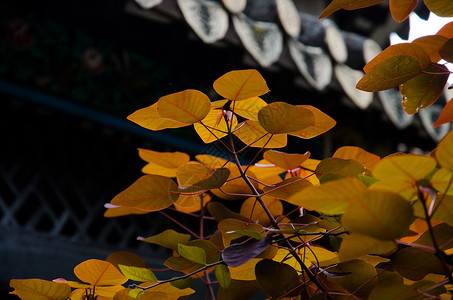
[138,148,190,177]
[118,265,158,283]
[287,177,367,215]
[342,190,413,240]
[239,195,283,226]
[255,259,301,299]
[215,264,231,289]
[319,0,384,19]
[263,177,313,201]
[263,150,310,170]
[174,193,211,213]
[74,259,127,286]
[430,168,453,195]
[436,130,453,172]
[373,154,437,180]
[218,218,263,246]
[222,236,272,267]
[369,281,445,300]
[137,229,191,251]
[390,248,445,280]
[157,89,211,124]
[431,194,453,226]
[412,35,449,62]
[437,21,453,38]
[258,102,315,134]
[106,251,148,270]
[357,55,422,92]
[177,244,207,265]
[210,166,257,200]
[228,258,260,280]
[110,175,179,211]
[138,282,195,299]
[177,163,230,193]
[213,69,269,101]
[415,222,453,250]
[333,146,380,171]
[363,43,431,74]
[288,105,336,139]
[207,202,249,222]
[127,102,186,131]
[10,279,71,300]
[338,233,397,262]
[433,97,453,127]
[104,204,150,218]
[233,120,287,148]
[217,279,260,300]
[389,0,418,22]
[194,108,237,143]
[315,157,366,179]
[170,276,193,290]
[424,0,453,17]
[232,96,267,120]
[226,229,263,240]
[165,240,219,273]
[400,63,449,114]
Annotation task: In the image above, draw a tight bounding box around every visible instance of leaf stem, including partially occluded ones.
[158,211,200,238]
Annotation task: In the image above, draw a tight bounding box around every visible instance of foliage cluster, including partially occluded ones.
[9,0,453,299]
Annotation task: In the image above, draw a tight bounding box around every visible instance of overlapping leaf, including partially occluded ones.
[319,0,384,19]
[210,167,257,200]
[137,229,191,251]
[231,96,267,120]
[74,259,127,286]
[338,233,397,262]
[390,248,445,280]
[233,120,287,148]
[433,97,453,127]
[263,150,310,170]
[289,105,336,139]
[412,35,449,62]
[424,0,453,17]
[263,177,313,201]
[10,279,71,300]
[257,102,315,134]
[164,240,219,273]
[127,102,186,131]
[315,157,366,180]
[174,193,211,213]
[118,265,158,283]
[194,108,237,143]
[255,259,301,299]
[157,89,211,124]
[213,69,269,101]
[333,146,380,170]
[218,218,263,246]
[177,162,230,193]
[436,130,453,171]
[430,168,453,195]
[138,148,190,177]
[239,195,283,226]
[389,0,418,22]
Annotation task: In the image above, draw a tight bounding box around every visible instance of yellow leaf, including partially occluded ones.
[436,131,453,172]
[233,120,287,148]
[289,105,336,139]
[232,96,267,120]
[210,167,257,200]
[258,102,315,134]
[213,69,269,101]
[127,102,186,131]
[194,108,237,143]
[333,146,380,171]
[228,258,261,280]
[157,89,211,124]
[339,233,397,262]
[239,195,283,226]
[10,279,71,300]
[74,259,127,286]
[430,168,453,195]
[138,148,190,177]
[263,150,310,170]
[174,193,211,213]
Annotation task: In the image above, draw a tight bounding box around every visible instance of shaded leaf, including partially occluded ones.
[217,279,260,300]
[170,276,193,290]
[177,244,207,265]
[436,130,453,172]
[137,229,191,251]
[213,69,269,101]
[433,97,453,127]
[437,21,453,38]
[424,0,453,17]
[255,259,301,299]
[390,248,445,280]
[110,175,179,211]
[273,246,338,271]
[207,202,249,223]
[174,193,211,213]
[415,222,453,250]
[127,102,186,131]
[239,195,283,226]
[288,105,336,139]
[228,258,260,280]
[333,146,380,171]
[232,96,267,120]
[316,157,366,179]
[412,35,449,62]
[431,194,453,226]
[222,236,271,267]
[218,218,263,246]
[233,120,287,148]
[263,150,310,170]
[342,190,413,240]
[400,63,449,114]
[389,0,418,22]
[165,240,219,273]
[430,168,453,195]
[157,89,211,124]
[104,204,150,218]
[338,233,397,262]
[357,55,422,92]
[10,279,71,300]
[194,108,237,143]
[258,102,315,134]
[215,264,231,289]
[319,0,384,19]
[138,282,195,299]
[139,148,189,177]
[118,265,158,283]
[263,177,313,201]
[226,229,263,240]
[178,165,230,194]
[211,167,258,200]
[106,251,148,270]
[74,259,127,286]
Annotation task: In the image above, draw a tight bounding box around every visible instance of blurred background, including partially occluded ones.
[1,0,451,297]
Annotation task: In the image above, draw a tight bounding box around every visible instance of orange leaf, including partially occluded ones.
[218,218,264,246]
[104,204,150,218]
[319,0,384,19]
[174,193,211,213]
[289,105,336,139]
[433,98,453,127]
[176,162,212,189]
[213,69,269,101]
[232,96,268,120]
[138,148,190,177]
[74,259,127,286]
[400,63,449,114]
[357,55,422,92]
[194,108,237,143]
[363,43,430,73]
[411,35,449,62]
[437,21,453,38]
[10,279,71,300]
[239,195,283,226]
[439,38,453,63]
[333,146,380,171]
[141,282,195,299]
[211,167,257,200]
[233,120,287,148]
[263,177,313,201]
[127,102,186,131]
[157,89,211,124]
[106,251,148,269]
[228,258,261,280]
[263,150,310,170]
[424,0,453,17]
[389,0,418,22]
[258,102,315,134]
[110,175,179,211]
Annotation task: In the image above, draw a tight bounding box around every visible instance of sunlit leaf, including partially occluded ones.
[338,233,397,262]
[218,218,263,246]
[333,146,380,171]
[255,259,301,299]
[137,229,191,251]
[118,265,158,283]
[104,204,150,218]
[69,284,125,299]
[177,244,207,265]
[177,163,230,193]
[165,240,219,273]
[213,69,269,101]
[249,160,286,187]
[195,154,233,169]
[194,108,237,143]
[239,195,283,226]
[174,193,211,213]
[212,99,229,108]
[263,177,313,202]
[222,236,272,267]
[106,251,148,270]
[232,96,267,120]
[74,259,127,286]
[437,21,453,38]
[228,258,260,280]
[10,279,71,300]
[233,120,287,148]
[157,89,211,124]
[258,102,315,134]
[263,150,310,170]
[400,63,449,114]
[433,97,453,127]
[127,102,186,131]
[357,55,422,92]
[363,43,431,73]
[110,175,179,211]
[430,168,453,195]
[436,130,453,172]
[342,190,413,240]
[288,105,336,139]
[287,177,367,215]
[373,153,436,181]
[319,0,384,19]
[412,35,449,62]
[390,248,445,280]
[216,279,260,300]
[389,0,418,22]
[211,166,258,200]
[315,157,366,179]
[272,247,336,272]
[139,148,190,177]
[424,0,453,17]
[215,264,231,289]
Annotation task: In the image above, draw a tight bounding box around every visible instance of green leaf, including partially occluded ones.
[213,69,269,101]
[225,230,263,240]
[157,89,211,124]
[400,63,449,114]
[138,229,191,251]
[170,277,193,289]
[342,190,413,240]
[118,265,158,283]
[390,248,445,280]
[258,102,315,134]
[357,55,422,92]
[424,0,453,17]
[177,244,207,265]
[215,265,231,289]
[255,259,302,299]
[315,157,366,179]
